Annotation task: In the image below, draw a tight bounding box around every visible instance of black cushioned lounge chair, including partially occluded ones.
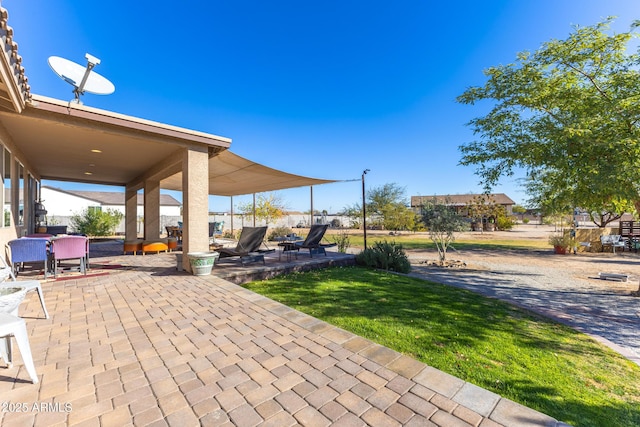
[218,226,273,265]
[295,224,337,257]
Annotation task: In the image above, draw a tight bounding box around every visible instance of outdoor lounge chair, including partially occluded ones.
[218,226,273,265]
[294,224,336,257]
[7,237,51,278]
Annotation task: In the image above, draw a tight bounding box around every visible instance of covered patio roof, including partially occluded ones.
[1,94,231,187]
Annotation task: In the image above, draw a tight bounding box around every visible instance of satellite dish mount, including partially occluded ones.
[48,53,115,104]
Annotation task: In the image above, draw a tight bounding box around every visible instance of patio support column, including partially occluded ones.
[144,180,161,240]
[182,146,209,272]
[230,196,234,233]
[310,186,314,227]
[124,186,138,240]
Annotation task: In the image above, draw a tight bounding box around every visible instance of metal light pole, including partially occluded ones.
[362,169,370,249]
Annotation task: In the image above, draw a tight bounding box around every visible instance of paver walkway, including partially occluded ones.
[0,250,566,426]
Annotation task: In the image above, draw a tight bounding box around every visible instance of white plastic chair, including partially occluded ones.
[600,234,626,254]
[0,312,38,383]
[0,257,49,319]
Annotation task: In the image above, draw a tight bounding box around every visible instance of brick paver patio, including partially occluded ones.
[0,248,566,426]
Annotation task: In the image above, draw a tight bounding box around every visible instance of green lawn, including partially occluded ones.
[327,231,551,251]
[243,266,640,427]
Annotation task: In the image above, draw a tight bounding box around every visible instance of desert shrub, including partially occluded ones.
[496,215,516,231]
[70,208,123,237]
[331,231,351,253]
[420,198,467,264]
[268,226,292,240]
[355,240,410,273]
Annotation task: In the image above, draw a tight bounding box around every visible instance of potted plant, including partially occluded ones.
[187,251,220,275]
[548,233,573,254]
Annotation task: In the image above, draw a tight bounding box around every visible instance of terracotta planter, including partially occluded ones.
[553,245,567,255]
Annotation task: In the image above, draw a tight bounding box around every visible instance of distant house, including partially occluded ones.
[410,193,516,216]
[40,186,182,218]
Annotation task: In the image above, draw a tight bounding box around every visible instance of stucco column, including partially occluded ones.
[144,180,161,240]
[182,146,209,271]
[125,186,138,240]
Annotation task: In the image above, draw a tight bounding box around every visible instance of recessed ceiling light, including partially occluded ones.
[84,172,93,175]
[91,149,102,153]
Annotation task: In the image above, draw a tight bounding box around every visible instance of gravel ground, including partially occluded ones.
[405,234,640,366]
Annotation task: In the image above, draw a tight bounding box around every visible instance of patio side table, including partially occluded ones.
[277,241,300,261]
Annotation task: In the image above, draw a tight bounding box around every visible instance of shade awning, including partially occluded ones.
[161,150,336,196]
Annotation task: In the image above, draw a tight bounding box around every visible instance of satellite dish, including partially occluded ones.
[48,53,115,104]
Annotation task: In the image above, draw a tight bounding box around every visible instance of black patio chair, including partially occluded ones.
[294,224,337,257]
[218,226,273,265]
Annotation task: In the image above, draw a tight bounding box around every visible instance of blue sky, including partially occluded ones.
[5,1,638,213]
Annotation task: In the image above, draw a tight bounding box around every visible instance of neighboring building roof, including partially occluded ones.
[411,193,516,207]
[43,186,181,207]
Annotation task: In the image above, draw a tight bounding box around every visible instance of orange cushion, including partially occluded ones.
[142,241,169,253]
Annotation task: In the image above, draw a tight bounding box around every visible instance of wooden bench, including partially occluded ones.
[123,239,143,255]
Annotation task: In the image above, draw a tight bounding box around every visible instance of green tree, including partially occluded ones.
[236,193,287,226]
[457,18,640,224]
[70,208,123,237]
[254,193,287,226]
[367,183,416,231]
[235,200,255,226]
[466,194,508,231]
[419,197,468,264]
[512,204,527,217]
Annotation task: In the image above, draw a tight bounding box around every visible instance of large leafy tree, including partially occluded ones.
[457,18,640,224]
[366,183,417,231]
